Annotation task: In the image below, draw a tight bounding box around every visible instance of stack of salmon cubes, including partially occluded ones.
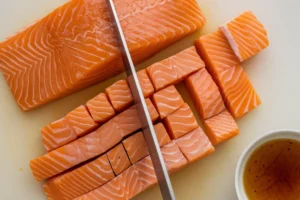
[30,11,269,200]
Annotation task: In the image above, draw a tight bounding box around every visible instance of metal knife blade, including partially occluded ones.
[106,1,176,199]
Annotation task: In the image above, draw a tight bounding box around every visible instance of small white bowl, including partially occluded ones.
[235,129,300,200]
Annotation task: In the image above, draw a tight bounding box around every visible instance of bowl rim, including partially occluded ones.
[235,129,300,200]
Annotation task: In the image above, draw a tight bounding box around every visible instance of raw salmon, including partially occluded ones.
[0,0,205,111]
[86,93,116,123]
[152,85,184,119]
[147,46,205,91]
[107,144,131,175]
[204,110,239,145]
[220,11,269,62]
[163,103,198,139]
[185,68,225,120]
[195,31,261,118]
[41,117,77,152]
[65,105,98,137]
[105,80,133,113]
[30,100,158,181]
[161,141,187,174]
[74,177,128,200]
[175,127,215,163]
[122,123,170,164]
[44,154,115,200]
[128,69,154,98]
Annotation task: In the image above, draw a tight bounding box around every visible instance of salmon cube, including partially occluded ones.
[175,127,215,163]
[106,80,134,112]
[161,141,188,174]
[41,117,77,152]
[163,103,198,139]
[128,69,155,98]
[107,144,131,175]
[123,123,170,164]
[119,165,143,199]
[220,11,269,62]
[145,99,159,123]
[65,105,98,137]
[152,85,184,119]
[135,156,158,190]
[86,93,116,123]
[185,68,225,120]
[204,110,239,145]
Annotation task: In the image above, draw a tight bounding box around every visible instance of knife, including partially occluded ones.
[106,0,176,199]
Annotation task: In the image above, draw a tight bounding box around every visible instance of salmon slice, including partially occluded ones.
[220,11,269,62]
[65,105,98,137]
[161,141,188,174]
[163,103,198,139]
[74,177,128,200]
[127,69,154,98]
[185,68,225,120]
[44,154,115,200]
[195,32,261,118]
[0,0,205,111]
[152,85,184,119]
[147,46,205,91]
[30,101,158,181]
[107,144,131,175]
[86,93,116,123]
[204,110,239,145]
[105,80,134,113]
[119,165,143,199]
[122,123,170,164]
[175,127,215,163]
[41,117,77,152]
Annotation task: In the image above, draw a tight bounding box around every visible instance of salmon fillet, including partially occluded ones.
[220,11,269,62]
[122,123,170,164]
[107,144,131,175]
[195,31,261,118]
[41,117,77,152]
[0,0,205,111]
[86,93,116,123]
[204,110,239,145]
[163,103,198,139]
[161,141,188,174]
[152,85,184,119]
[127,69,154,98]
[175,127,215,163]
[147,46,205,91]
[30,100,158,181]
[185,68,225,120]
[44,154,115,200]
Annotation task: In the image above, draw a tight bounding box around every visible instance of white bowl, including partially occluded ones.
[235,129,300,200]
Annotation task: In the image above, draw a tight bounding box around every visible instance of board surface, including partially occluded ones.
[0,0,299,199]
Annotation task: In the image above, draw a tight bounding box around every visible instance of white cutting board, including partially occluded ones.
[0,0,299,199]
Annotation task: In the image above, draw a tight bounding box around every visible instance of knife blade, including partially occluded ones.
[106,0,176,199]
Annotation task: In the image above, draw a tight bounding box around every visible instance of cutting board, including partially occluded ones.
[0,0,299,199]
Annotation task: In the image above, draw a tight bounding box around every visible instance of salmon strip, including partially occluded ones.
[65,105,98,137]
[152,85,184,119]
[185,68,225,120]
[30,100,158,181]
[163,103,198,139]
[122,123,170,164]
[107,144,131,175]
[175,127,215,163]
[86,93,116,123]
[204,110,239,145]
[41,117,77,152]
[147,46,205,91]
[195,31,261,118]
[105,80,134,113]
[127,69,154,98]
[161,141,188,174]
[44,154,115,200]
[0,0,205,111]
[220,11,269,62]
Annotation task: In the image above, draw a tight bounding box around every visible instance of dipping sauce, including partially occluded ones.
[243,139,300,200]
